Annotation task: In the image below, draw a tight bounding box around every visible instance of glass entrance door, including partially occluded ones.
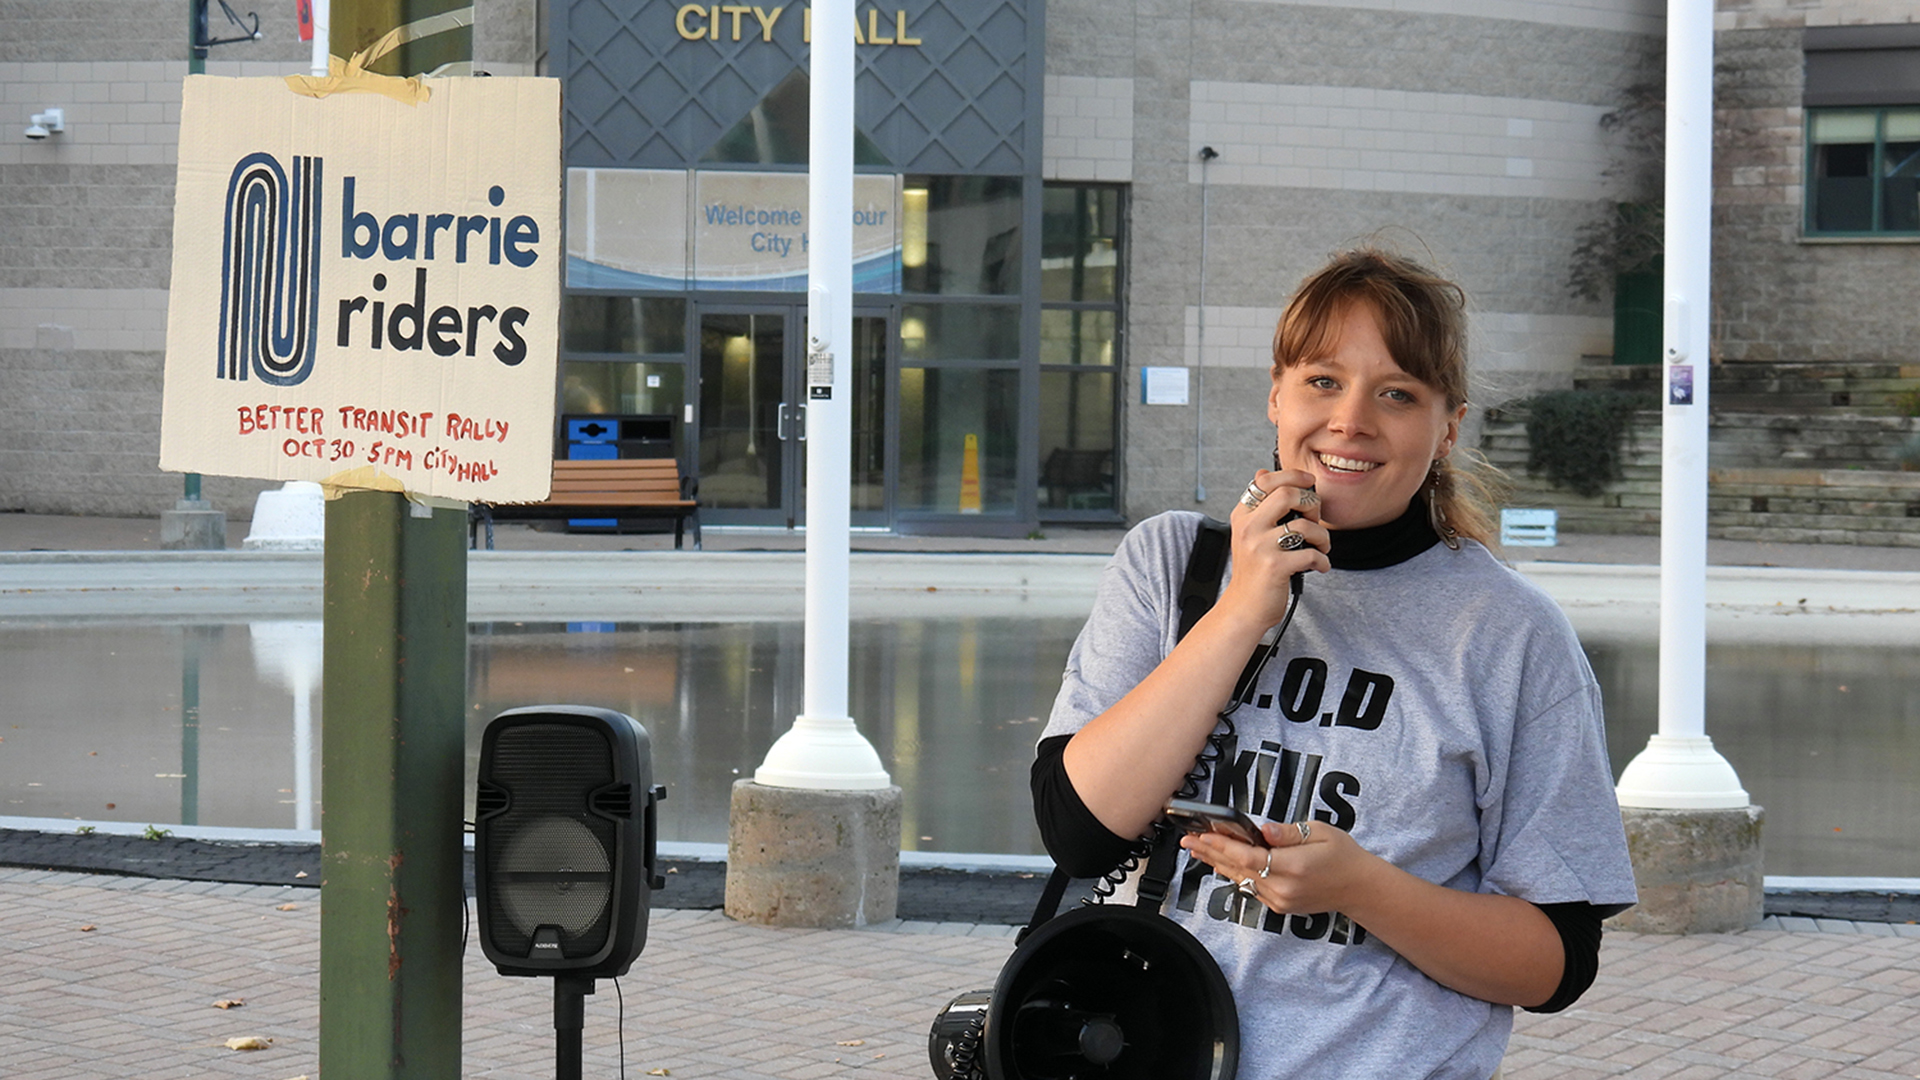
[698,308,794,526]
[697,306,892,529]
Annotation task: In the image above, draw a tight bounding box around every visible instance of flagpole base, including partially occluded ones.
[1615,734,1749,810]
[1611,805,1765,934]
[725,779,901,928]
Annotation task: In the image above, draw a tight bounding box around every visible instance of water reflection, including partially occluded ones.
[467,618,1078,856]
[249,621,321,831]
[1,618,1913,877]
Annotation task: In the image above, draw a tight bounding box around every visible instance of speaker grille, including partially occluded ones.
[484,723,619,959]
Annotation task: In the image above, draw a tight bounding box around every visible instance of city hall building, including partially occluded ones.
[2,0,1913,534]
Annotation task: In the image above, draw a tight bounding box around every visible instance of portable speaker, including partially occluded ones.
[474,706,664,979]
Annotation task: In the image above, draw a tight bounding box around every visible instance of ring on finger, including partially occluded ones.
[1295,820,1312,844]
[1277,522,1308,552]
[1236,877,1259,899]
[1239,480,1267,510]
[1259,848,1274,879]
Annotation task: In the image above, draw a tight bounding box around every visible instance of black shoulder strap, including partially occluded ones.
[1022,517,1236,936]
[1177,516,1232,640]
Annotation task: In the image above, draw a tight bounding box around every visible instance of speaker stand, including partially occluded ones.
[553,975,595,1080]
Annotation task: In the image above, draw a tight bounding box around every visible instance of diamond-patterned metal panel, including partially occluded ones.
[556,0,1037,173]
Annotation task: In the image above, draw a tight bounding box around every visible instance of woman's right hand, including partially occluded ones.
[1221,468,1330,625]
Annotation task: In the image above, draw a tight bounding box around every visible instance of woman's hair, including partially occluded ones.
[1271,247,1508,547]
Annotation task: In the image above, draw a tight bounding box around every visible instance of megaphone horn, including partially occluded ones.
[929,903,1238,1080]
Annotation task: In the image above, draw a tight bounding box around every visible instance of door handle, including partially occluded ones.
[776,403,789,441]
[796,403,807,442]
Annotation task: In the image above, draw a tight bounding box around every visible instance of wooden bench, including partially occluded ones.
[470,458,702,550]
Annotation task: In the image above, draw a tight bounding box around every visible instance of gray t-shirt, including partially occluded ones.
[1043,511,1638,1080]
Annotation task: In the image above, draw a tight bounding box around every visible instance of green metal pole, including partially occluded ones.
[318,4,473,1077]
[321,491,467,1079]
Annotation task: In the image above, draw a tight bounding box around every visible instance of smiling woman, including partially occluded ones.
[1037,247,1638,1079]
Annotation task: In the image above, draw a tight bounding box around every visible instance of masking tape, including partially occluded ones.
[320,466,467,515]
[283,29,430,106]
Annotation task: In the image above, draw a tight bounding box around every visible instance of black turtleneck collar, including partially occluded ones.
[1325,496,1441,570]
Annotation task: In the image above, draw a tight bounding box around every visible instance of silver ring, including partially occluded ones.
[1295,820,1312,844]
[1237,877,1259,899]
[1239,480,1267,510]
[1277,523,1307,552]
[1259,849,1274,879]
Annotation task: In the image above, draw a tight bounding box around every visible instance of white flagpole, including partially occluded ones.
[753,0,888,790]
[1615,0,1747,810]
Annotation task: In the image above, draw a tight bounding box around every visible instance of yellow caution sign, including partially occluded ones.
[959,433,982,514]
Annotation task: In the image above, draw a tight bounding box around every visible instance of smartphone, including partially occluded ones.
[1164,798,1269,847]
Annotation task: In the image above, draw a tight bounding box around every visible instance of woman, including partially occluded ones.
[1032,248,1636,1079]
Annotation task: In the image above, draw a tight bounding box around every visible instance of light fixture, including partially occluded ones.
[901,187,928,269]
[24,108,64,141]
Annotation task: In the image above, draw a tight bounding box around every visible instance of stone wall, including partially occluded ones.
[1713,3,1920,366]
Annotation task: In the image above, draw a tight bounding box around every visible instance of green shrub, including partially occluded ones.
[1522,390,1646,498]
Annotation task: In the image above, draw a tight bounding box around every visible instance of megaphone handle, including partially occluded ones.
[1133,822,1185,910]
[1017,867,1077,943]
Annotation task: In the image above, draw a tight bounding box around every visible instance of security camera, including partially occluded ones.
[25,108,64,141]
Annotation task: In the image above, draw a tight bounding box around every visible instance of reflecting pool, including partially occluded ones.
[1,618,1914,877]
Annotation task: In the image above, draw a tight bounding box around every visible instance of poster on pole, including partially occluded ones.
[160,74,561,503]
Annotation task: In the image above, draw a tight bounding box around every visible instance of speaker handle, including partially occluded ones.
[644,784,667,890]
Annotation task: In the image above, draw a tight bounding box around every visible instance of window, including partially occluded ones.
[1038,184,1123,516]
[1808,109,1920,235]
[899,175,1023,295]
[1803,26,1920,237]
[559,295,690,456]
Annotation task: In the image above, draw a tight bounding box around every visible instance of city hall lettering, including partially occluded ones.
[673,5,922,45]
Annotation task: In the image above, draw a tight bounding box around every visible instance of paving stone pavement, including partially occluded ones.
[4,869,1918,1079]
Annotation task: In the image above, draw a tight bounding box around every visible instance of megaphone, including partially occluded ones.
[929,902,1238,1080]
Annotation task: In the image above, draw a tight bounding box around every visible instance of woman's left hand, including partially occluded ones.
[1179,817,1370,916]
[1181,818,1568,1008]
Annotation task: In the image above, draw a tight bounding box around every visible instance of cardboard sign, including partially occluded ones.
[160,75,561,502]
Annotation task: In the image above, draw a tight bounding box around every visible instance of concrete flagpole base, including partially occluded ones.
[159,499,226,550]
[1609,805,1765,934]
[725,779,902,928]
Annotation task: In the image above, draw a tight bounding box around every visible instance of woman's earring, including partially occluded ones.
[1428,461,1460,550]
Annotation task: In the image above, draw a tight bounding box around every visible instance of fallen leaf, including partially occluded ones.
[645,1070,670,1077]
[277,903,298,911]
[836,1039,866,1047]
[294,871,309,878]
[213,998,245,1009]
[78,924,95,932]
[224,1036,272,1051]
